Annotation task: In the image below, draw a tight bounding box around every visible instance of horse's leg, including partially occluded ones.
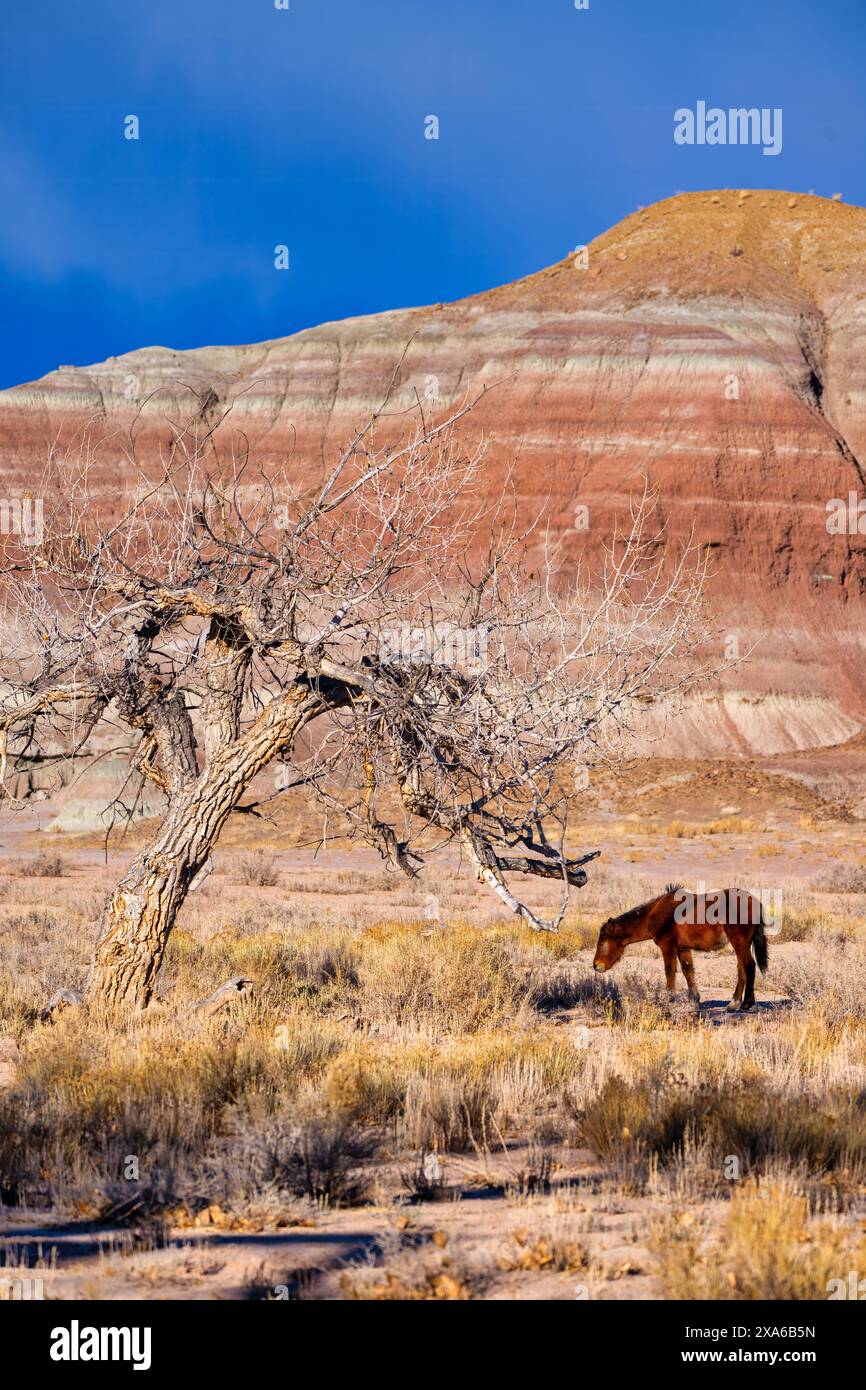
[741,940,757,1011]
[677,947,701,1004]
[728,934,750,1011]
[724,927,750,1012]
[659,939,677,999]
[726,930,757,1012]
[727,952,746,1012]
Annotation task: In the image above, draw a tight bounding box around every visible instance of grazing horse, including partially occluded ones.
[592,884,769,1011]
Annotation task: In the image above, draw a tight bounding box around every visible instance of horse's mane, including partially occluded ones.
[610,884,683,925]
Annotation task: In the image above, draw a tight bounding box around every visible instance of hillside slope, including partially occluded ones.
[3,190,866,749]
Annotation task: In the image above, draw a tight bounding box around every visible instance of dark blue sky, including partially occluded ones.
[1,0,863,388]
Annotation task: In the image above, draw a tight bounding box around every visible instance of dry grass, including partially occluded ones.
[811,863,866,894]
[652,817,758,838]
[234,853,281,888]
[574,1068,866,1186]
[652,1183,866,1300]
[497,1221,588,1273]
[12,850,69,879]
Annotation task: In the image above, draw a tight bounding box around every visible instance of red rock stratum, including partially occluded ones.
[3,190,866,752]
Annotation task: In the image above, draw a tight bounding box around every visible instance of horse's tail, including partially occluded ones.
[753,908,769,974]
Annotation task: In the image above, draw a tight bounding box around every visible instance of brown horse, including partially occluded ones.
[592,884,769,1011]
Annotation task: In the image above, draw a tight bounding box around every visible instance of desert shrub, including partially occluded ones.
[0,1030,285,1209]
[772,942,866,1028]
[775,904,856,943]
[235,853,280,887]
[578,1072,706,1161]
[163,927,359,1019]
[270,1017,348,1083]
[0,973,39,1038]
[652,1184,863,1300]
[16,850,68,878]
[320,1031,581,1136]
[489,1043,582,1133]
[0,1023,383,1213]
[354,929,530,1036]
[401,1074,498,1154]
[322,1047,407,1123]
[510,919,600,960]
[228,1096,375,1205]
[497,1222,587,1272]
[776,907,821,942]
[812,863,866,894]
[504,1145,555,1197]
[528,961,618,1013]
[576,1070,866,1176]
[653,817,756,837]
[284,939,359,990]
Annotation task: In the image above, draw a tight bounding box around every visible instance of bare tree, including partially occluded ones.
[0,384,705,1012]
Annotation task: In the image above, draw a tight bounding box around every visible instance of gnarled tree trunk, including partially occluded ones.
[86,686,317,1011]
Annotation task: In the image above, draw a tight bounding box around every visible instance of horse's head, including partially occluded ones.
[593,919,627,973]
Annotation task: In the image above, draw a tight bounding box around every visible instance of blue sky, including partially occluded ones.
[0,0,863,388]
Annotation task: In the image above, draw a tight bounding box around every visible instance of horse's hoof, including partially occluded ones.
[726,1001,740,1013]
[739,1002,757,1013]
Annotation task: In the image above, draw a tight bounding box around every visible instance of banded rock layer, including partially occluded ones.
[3,190,866,751]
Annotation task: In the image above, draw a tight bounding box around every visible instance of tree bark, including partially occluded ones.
[85,686,316,1012]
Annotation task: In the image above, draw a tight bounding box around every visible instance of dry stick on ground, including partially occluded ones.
[192,976,255,1017]
[0,375,706,1013]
